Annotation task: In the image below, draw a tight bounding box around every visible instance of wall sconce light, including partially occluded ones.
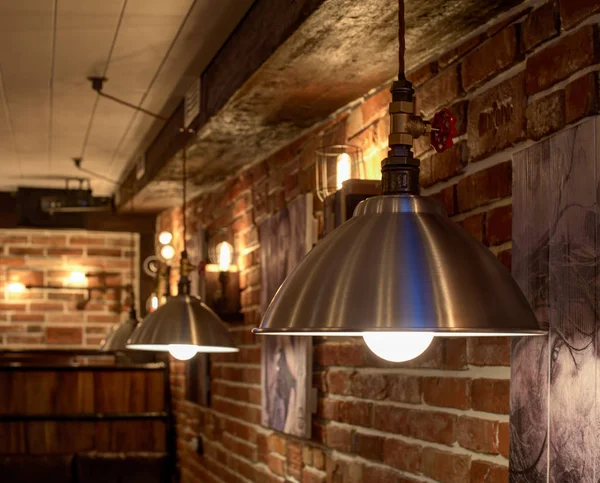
[160,244,176,262]
[205,240,240,321]
[216,241,233,272]
[6,282,25,294]
[147,292,159,312]
[315,144,365,201]
[156,230,176,263]
[158,231,173,245]
[26,271,127,312]
[68,271,87,285]
[336,153,352,190]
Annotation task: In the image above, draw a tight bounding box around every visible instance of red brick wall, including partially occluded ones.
[0,229,140,347]
[159,2,600,481]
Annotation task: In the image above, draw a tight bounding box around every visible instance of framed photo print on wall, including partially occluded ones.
[260,194,314,438]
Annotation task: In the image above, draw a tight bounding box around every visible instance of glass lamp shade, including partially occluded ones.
[254,195,544,336]
[100,315,139,352]
[127,295,239,354]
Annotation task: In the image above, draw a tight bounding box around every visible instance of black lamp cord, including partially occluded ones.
[178,143,192,296]
[182,143,187,254]
[398,0,405,77]
[381,0,419,197]
[129,194,138,323]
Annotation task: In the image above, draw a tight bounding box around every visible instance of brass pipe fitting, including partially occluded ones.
[388,101,431,147]
[179,251,195,278]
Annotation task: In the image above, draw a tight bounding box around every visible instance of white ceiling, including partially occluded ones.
[0,0,254,196]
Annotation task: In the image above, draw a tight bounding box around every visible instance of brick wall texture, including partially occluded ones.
[158,1,600,482]
[0,229,140,347]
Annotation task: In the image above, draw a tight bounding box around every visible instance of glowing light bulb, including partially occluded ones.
[146,293,159,312]
[336,153,352,190]
[69,271,86,285]
[158,231,173,245]
[218,242,233,271]
[363,332,434,362]
[7,282,25,293]
[169,344,198,361]
[160,244,175,261]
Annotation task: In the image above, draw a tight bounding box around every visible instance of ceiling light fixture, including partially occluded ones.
[254,0,545,362]
[88,77,168,121]
[127,145,238,360]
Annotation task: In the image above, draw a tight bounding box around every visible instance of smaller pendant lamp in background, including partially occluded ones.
[100,304,139,352]
[127,144,238,360]
[100,197,139,352]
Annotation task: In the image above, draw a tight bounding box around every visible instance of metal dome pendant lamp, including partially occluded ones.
[127,146,238,360]
[100,196,139,352]
[253,0,545,362]
[101,306,139,352]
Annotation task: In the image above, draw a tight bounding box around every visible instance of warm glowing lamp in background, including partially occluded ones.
[158,231,173,245]
[147,292,159,312]
[315,144,365,201]
[336,153,352,189]
[160,244,175,262]
[7,282,25,294]
[68,271,87,285]
[217,242,233,272]
[205,239,240,320]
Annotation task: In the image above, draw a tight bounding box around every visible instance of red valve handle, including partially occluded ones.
[430,108,457,153]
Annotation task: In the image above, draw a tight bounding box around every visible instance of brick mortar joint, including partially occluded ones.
[324,393,509,422]
[327,421,509,466]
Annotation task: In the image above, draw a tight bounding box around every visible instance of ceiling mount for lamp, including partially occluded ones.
[254,0,545,363]
[88,76,167,121]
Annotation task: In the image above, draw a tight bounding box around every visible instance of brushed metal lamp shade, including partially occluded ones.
[254,195,543,336]
[127,294,238,353]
